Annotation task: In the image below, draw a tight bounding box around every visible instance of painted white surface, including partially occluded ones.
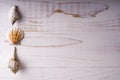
[0,0,120,80]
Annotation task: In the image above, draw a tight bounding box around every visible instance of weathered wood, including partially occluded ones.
[0,0,120,80]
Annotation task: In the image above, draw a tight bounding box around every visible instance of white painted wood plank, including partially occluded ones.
[0,0,120,80]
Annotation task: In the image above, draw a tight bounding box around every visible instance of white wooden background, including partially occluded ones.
[0,0,120,80]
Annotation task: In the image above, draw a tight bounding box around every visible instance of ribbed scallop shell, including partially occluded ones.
[7,27,24,45]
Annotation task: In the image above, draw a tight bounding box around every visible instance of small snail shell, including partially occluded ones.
[8,5,19,25]
[7,27,24,45]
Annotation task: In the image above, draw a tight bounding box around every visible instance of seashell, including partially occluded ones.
[8,58,20,74]
[8,47,20,74]
[8,5,19,25]
[7,27,24,45]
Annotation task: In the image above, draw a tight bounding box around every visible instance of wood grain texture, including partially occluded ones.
[0,0,120,80]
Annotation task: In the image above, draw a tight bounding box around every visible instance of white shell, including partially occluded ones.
[8,58,20,74]
[7,27,24,45]
[8,47,20,74]
[8,5,19,25]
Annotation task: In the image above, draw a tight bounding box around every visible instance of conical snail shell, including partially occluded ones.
[8,5,19,25]
[7,27,24,45]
